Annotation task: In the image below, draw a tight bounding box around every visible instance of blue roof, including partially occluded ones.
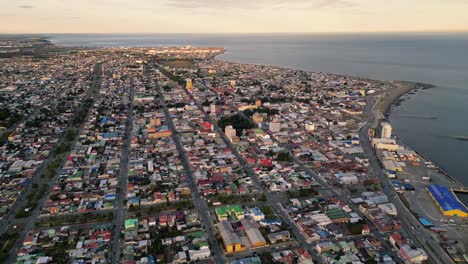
[317,229,328,238]
[101,132,119,139]
[250,207,264,216]
[427,185,467,212]
[100,117,116,125]
[259,219,282,226]
[391,180,402,186]
[419,217,433,227]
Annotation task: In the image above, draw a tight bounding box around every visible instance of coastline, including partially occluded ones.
[34,38,468,191]
[373,81,467,195]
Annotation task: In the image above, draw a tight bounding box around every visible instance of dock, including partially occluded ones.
[452,188,468,194]
[397,114,438,119]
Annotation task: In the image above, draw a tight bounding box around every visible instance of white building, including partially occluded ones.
[305,122,315,132]
[399,244,428,263]
[189,248,211,261]
[269,121,281,132]
[381,122,392,139]
[210,104,216,114]
[225,125,237,142]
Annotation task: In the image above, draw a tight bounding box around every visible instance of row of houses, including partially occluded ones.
[157,74,259,198]
[126,73,190,207]
[123,210,212,263]
[16,223,113,263]
[41,57,133,215]
[1,53,99,218]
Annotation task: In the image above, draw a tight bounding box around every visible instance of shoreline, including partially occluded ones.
[17,36,467,189]
[374,81,466,190]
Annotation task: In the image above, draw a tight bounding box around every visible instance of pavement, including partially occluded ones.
[163,73,419,263]
[110,77,134,264]
[154,72,226,264]
[0,77,80,233]
[359,94,455,264]
[5,64,103,263]
[171,75,325,264]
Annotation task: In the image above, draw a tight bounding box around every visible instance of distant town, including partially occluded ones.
[0,37,466,264]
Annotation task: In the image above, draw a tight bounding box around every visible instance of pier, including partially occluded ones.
[396,114,438,119]
[453,188,468,194]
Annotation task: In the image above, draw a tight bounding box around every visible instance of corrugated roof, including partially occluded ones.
[427,185,466,212]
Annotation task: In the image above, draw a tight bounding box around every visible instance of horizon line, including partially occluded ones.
[1,29,468,35]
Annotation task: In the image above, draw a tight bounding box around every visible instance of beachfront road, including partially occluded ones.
[360,93,455,264]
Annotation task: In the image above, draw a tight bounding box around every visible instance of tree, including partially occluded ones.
[50,193,61,201]
[277,152,292,162]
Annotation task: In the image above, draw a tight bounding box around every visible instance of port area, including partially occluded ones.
[379,143,468,261]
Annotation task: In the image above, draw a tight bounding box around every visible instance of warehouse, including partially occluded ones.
[427,185,467,217]
[217,221,245,253]
[382,159,403,172]
[245,227,267,248]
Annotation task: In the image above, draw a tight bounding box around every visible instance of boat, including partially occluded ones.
[455,136,468,141]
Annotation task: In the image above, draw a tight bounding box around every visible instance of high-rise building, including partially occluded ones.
[225,125,237,141]
[210,104,216,114]
[186,79,193,91]
[381,122,392,139]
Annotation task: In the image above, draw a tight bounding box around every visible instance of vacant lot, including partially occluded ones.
[159,60,196,68]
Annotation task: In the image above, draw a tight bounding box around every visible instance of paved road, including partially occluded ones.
[154,76,226,263]
[5,64,103,264]
[110,77,134,264]
[0,77,81,233]
[235,104,403,261]
[165,77,325,264]
[155,65,421,263]
[359,95,454,264]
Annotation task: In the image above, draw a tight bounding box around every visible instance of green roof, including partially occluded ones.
[254,128,264,134]
[326,208,349,219]
[188,230,206,238]
[125,218,138,229]
[215,205,243,217]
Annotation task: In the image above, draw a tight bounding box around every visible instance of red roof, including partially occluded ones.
[260,158,273,167]
[200,121,213,132]
[210,174,225,183]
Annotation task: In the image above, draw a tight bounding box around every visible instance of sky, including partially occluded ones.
[1,0,468,33]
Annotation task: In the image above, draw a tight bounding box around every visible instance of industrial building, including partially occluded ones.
[217,221,245,253]
[216,219,267,253]
[427,185,467,217]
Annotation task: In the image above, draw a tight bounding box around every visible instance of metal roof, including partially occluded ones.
[427,184,467,212]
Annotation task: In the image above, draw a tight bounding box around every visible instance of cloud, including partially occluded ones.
[164,0,352,10]
[18,5,34,9]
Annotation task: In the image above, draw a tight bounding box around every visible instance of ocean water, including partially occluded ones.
[48,33,468,189]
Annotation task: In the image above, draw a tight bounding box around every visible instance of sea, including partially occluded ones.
[48,33,468,200]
